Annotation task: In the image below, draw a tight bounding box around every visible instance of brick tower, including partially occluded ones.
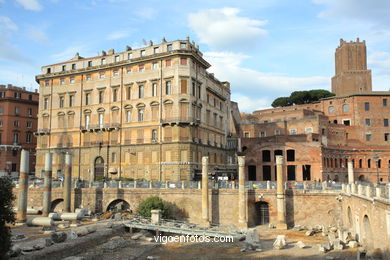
[331,38,372,96]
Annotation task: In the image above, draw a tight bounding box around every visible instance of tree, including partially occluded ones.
[137,196,170,218]
[271,89,335,107]
[0,177,16,256]
[271,97,291,108]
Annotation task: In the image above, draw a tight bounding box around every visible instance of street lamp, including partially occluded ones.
[373,154,379,184]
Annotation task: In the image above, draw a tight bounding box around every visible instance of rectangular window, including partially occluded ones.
[152,62,158,70]
[86,74,92,81]
[243,131,249,138]
[180,42,186,49]
[101,58,106,65]
[384,119,389,127]
[152,129,158,141]
[0,120,3,127]
[192,82,196,96]
[60,78,65,85]
[385,133,389,141]
[383,99,388,107]
[13,133,18,144]
[114,55,119,62]
[364,102,370,111]
[85,115,90,129]
[113,70,119,77]
[113,89,118,102]
[44,98,48,109]
[365,118,371,126]
[27,121,32,128]
[138,109,144,122]
[128,53,133,59]
[305,127,313,134]
[166,59,171,67]
[99,90,104,104]
[26,133,32,143]
[165,81,171,95]
[181,79,187,94]
[197,85,201,98]
[260,131,266,137]
[85,92,90,105]
[139,65,144,72]
[27,108,32,117]
[111,152,116,163]
[274,129,281,135]
[140,50,146,57]
[70,77,75,84]
[72,63,76,70]
[44,81,50,87]
[62,65,66,71]
[14,120,19,127]
[289,129,297,135]
[366,134,371,141]
[180,57,187,65]
[88,61,92,67]
[98,113,104,127]
[99,72,105,79]
[138,85,144,98]
[153,47,159,54]
[69,95,74,107]
[126,67,132,74]
[167,44,172,51]
[126,110,131,123]
[126,87,131,100]
[152,83,157,97]
[59,96,64,108]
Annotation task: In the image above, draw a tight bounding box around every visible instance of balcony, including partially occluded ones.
[35,128,50,136]
[81,123,121,133]
[161,116,200,126]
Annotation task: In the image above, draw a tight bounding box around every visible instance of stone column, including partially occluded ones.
[63,153,72,213]
[16,150,29,223]
[42,152,53,217]
[201,156,209,226]
[238,156,247,227]
[276,155,287,229]
[365,185,372,198]
[375,186,382,198]
[347,161,354,184]
[351,183,357,194]
[357,184,363,196]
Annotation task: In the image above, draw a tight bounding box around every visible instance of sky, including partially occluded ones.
[1,0,390,112]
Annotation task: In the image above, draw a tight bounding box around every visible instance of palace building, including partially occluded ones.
[0,84,38,176]
[35,38,236,181]
[239,39,390,183]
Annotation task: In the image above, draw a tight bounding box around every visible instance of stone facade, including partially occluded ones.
[0,84,38,176]
[239,39,390,183]
[35,38,236,181]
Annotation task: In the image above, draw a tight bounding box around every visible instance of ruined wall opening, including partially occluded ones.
[302,165,311,180]
[51,199,64,213]
[248,165,256,181]
[362,215,373,247]
[287,149,295,161]
[262,150,271,162]
[287,165,296,180]
[254,201,269,226]
[106,199,130,212]
[263,165,271,180]
[359,175,365,181]
[347,206,353,228]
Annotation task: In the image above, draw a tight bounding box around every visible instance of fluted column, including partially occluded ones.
[42,152,53,217]
[201,156,209,226]
[276,155,287,229]
[238,156,247,227]
[16,150,29,223]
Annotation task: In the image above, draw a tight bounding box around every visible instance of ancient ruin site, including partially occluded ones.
[1,1,390,259]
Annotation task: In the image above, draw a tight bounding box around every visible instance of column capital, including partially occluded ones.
[202,156,209,164]
[276,155,284,165]
[238,156,245,166]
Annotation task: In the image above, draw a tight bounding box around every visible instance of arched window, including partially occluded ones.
[342,104,349,112]
[367,159,371,168]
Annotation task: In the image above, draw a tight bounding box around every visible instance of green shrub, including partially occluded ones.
[0,177,16,256]
[137,196,170,218]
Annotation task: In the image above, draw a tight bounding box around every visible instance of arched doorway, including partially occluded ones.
[347,207,353,228]
[362,215,373,247]
[51,199,64,212]
[255,201,269,225]
[359,175,365,181]
[106,199,130,212]
[94,157,105,180]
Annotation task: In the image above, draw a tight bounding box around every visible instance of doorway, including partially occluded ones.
[94,156,105,180]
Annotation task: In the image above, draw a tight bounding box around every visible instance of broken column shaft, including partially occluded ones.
[347,161,354,184]
[16,149,29,223]
[276,155,287,229]
[63,153,72,212]
[201,156,209,226]
[42,152,53,217]
[238,156,247,227]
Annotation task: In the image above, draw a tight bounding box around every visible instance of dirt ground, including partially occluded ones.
[140,226,358,260]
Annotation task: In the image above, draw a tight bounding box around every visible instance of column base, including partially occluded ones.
[238,221,248,228]
[199,220,210,228]
[276,223,288,230]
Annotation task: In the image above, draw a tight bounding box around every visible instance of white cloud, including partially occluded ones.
[0,39,34,65]
[27,27,49,44]
[188,7,267,51]
[368,51,390,74]
[313,0,390,26]
[16,0,42,11]
[232,95,271,112]
[0,16,18,31]
[107,29,132,40]
[51,45,89,62]
[134,8,157,20]
[205,52,329,112]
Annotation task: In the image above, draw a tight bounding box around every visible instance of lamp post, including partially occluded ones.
[373,154,379,184]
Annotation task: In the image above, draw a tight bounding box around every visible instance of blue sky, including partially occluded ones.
[1,0,390,112]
